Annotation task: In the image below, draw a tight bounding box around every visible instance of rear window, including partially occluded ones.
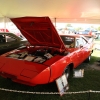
[60,36,75,48]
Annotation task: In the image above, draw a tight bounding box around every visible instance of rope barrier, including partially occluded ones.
[0,88,100,94]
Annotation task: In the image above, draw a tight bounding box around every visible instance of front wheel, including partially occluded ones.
[64,66,72,79]
[64,67,70,78]
[85,55,91,63]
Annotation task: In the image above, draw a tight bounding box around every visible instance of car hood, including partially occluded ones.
[11,17,66,51]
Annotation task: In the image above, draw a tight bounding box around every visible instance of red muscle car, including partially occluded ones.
[0,17,93,86]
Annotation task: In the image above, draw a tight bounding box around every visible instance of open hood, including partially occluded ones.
[11,17,66,51]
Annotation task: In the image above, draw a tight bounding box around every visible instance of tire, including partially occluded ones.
[85,55,91,63]
[64,67,70,78]
[64,66,72,79]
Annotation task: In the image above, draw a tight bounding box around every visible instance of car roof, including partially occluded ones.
[0,32,15,35]
[59,34,82,38]
[0,32,22,40]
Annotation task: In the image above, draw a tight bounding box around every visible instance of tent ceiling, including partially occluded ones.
[0,0,100,24]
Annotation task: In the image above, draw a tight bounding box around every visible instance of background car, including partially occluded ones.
[95,31,100,39]
[0,32,28,55]
[78,28,98,39]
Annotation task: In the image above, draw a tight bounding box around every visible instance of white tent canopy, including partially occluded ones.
[0,0,100,24]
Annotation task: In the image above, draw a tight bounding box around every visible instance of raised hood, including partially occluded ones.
[11,17,66,51]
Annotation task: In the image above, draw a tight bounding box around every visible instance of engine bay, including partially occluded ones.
[6,46,67,64]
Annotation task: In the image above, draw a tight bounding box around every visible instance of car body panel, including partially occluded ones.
[0,17,94,86]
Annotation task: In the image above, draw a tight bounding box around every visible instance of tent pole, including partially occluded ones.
[4,16,6,32]
[54,18,56,27]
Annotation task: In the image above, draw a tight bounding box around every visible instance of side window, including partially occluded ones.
[76,37,87,48]
[82,38,87,45]
[0,35,6,43]
[6,35,17,42]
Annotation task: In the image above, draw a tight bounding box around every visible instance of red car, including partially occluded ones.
[0,17,93,86]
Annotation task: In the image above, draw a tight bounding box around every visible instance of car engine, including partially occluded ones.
[6,47,64,64]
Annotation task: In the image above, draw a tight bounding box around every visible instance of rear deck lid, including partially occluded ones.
[11,17,66,51]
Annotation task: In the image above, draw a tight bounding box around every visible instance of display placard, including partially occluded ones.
[73,69,84,78]
[56,74,69,96]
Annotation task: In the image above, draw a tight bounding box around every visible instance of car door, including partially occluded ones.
[80,37,90,61]
[75,37,90,64]
[74,38,84,65]
[0,42,10,54]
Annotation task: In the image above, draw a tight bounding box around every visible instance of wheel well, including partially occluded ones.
[63,63,74,75]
